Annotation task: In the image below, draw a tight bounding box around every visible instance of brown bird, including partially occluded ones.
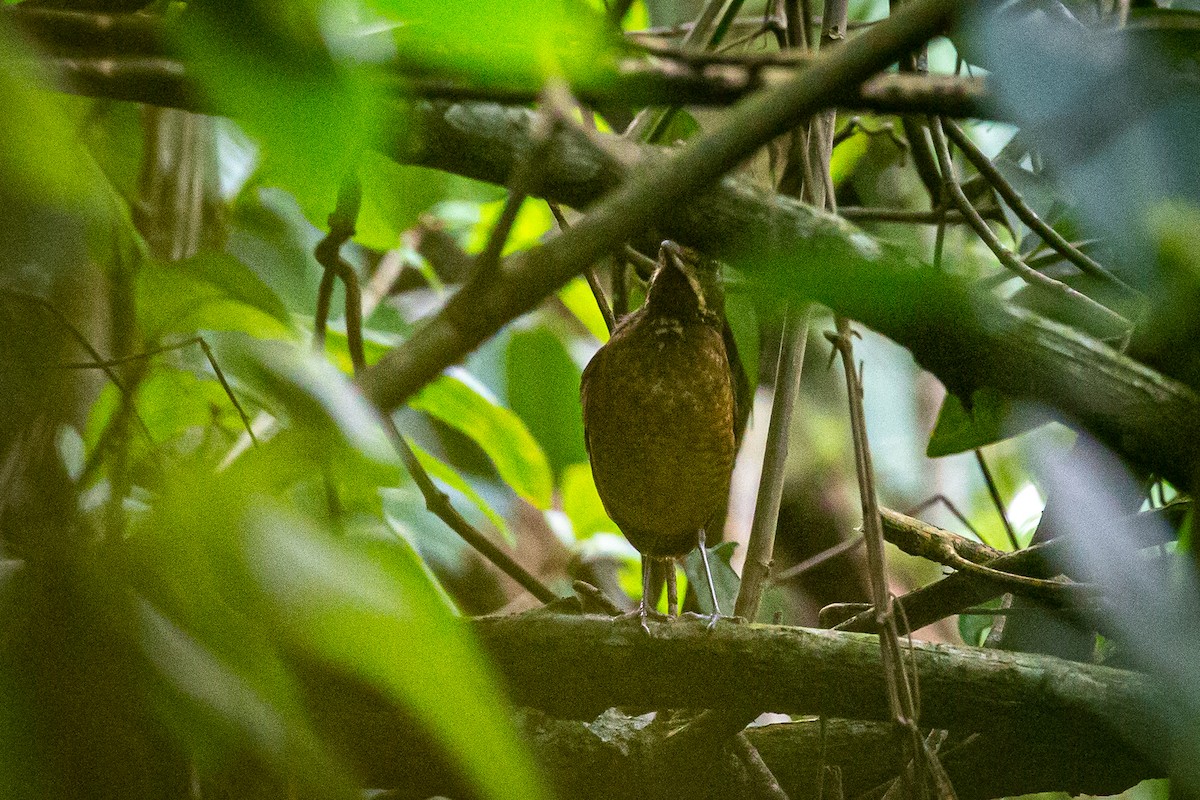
[580,242,737,629]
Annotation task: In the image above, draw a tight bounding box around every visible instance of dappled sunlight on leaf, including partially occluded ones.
[410,369,554,509]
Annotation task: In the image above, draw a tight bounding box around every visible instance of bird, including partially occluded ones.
[580,241,737,630]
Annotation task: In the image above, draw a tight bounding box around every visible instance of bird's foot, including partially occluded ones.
[681,611,744,630]
[616,604,669,634]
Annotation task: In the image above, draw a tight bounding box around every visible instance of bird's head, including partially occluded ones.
[646,242,723,325]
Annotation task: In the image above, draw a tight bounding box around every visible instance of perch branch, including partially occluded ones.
[468,614,1161,745]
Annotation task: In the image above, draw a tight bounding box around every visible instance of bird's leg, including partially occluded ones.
[697,528,721,630]
[639,554,653,633]
[666,559,679,618]
[615,555,670,632]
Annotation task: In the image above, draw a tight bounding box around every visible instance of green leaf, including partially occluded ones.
[506,325,588,475]
[683,541,740,616]
[409,441,514,544]
[410,370,554,509]
[926,388,1052,457]
[354,151,503,252]
[135,366,254,444]
[246,505,549,800]
[228,186,327,313]
[558,276,610,342]
[135,599,355,798]
[137,252,295,341]
[467,198,554,257]
[370,0,611,87]
[830,125,870,185]
[0,27,106,210]
[560,462,617,540]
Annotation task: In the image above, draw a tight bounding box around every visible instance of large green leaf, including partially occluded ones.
[410,370,554,509]
[926,387,1053,457]
[506,325,588,475]
[137,252,295,341]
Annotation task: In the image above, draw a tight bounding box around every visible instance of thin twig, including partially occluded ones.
[549,201,615,335]
[474,191,527,278]
[832,116,909,162]
[312,175,366,372]
[878,507,1097,601]
[940,118,1138,300]
[928,118,1128,334]
[905,494,981,541]
[734,0,824,621]
[382,414,560,604]
[838,206,968,224]
[61,335,259,446]
[826,318,926,790]
[772,534,864,582]
[974,449,1018,550]
[626,0,749,141]
[1,288,154,441]
[735,305,810,620]
[314,174,558,605]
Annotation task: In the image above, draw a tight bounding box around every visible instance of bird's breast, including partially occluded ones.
[581,314,736,557]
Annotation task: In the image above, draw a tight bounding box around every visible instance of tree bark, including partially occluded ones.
[299,612,1162,799]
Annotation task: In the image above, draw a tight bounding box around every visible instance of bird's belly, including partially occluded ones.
[585,334,736,557]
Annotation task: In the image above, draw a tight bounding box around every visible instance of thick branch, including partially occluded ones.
[471,614,1159,743]
[308,702,1157,800]
[299,614,1162,798]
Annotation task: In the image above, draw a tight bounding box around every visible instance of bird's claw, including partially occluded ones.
[682,611,743,630]
[615,605,668,634]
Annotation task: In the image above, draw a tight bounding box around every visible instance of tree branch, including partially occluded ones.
[470,614,1160,743]
[5,6,990,117]
[299,613,1163,798]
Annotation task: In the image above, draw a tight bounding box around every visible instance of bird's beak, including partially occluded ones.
[661,242,690,275]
